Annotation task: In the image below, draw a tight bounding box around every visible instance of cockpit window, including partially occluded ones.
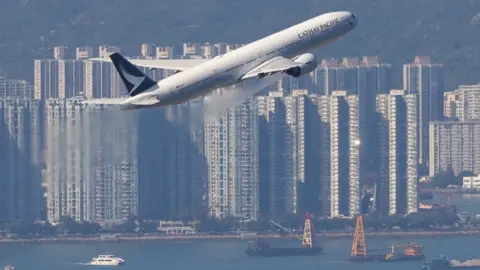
[352,14,356,18]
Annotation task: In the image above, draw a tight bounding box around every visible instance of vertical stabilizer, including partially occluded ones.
[109,52,157,96]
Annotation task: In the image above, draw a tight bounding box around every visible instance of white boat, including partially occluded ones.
[88,254,125,266]
[3,265,14,270]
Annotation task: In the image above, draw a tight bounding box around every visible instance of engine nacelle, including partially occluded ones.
[286,53,318,78]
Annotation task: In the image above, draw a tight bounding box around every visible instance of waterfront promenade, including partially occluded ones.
[1,229,480,244]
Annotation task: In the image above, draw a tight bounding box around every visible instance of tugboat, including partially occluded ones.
[2,265,14,270]
[421,256,454,270]
[420,255,480,269]
[379,243,426,262]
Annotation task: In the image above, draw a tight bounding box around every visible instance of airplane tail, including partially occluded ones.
[109,52,158,97]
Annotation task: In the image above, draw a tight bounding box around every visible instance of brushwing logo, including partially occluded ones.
[119,64,146,93]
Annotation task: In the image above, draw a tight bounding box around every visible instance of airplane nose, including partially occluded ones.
[347,13,358,27]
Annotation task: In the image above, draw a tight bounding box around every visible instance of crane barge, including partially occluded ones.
[349,215,425,262]
[245,213,323,257]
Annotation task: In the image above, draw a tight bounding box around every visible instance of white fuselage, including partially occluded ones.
[121,11,357,109]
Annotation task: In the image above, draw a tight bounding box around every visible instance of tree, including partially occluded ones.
[432,167,456,188]
[139,221,158,233]
[456,171,475,186]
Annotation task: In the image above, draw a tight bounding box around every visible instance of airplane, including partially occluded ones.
[83,11,358,110]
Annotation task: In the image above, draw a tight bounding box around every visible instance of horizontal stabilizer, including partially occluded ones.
[82,98,129,105]
[88,57,206,71]
[82,97,160,106]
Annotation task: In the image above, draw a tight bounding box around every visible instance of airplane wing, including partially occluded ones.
[82,97,159,106]
[240,56,300,80]
[87,58,207,71]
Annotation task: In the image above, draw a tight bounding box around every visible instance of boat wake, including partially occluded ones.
[68,262,91,266]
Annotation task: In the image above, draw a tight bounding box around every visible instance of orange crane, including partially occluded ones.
[351,215,368,258]
[302,212,314,248]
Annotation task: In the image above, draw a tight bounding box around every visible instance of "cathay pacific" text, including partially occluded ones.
[297,18,342,38]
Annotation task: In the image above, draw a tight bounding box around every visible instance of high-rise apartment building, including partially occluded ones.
[444,91,461,120]
[256,92,292,217]
[403,56,444,166]
[58,59,85,98]
[76,46,93,60]
[34,59,59,99]
[137,103,207,221]
[141,43,154,58]
[205,97,259,220]
[283,90,308,213]
[313,57,392,189]
[183,42,201,56]
[329,91,360,217]
[0,99,43,221]
[305,94,330,216]
[215,43,228,55]
[454,84,480,121]
[429,121,480,177]
[377,90,418,215]
[98,45,120,59]
[0,78,33,99]
[44,98,138,223]
[202,43,218,59]
[84,60,122,98]
[283,90,329,214]
[93,109,138,222]
[156,46,175,59]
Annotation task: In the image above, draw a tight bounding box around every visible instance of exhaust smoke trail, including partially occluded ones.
[48,102,136,221]
[202,73,287,124]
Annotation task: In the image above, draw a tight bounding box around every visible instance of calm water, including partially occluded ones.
[1,193,478,270]
[0,236,478,270]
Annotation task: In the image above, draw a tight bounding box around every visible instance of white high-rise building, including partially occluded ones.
[284,90,312,213]
[215,43,228,55]
[98,45,120,58]
[183,42,201,56]
[58,59,85,98]
[454,84,480,121]
[329,91,360,217]
[44,97,138,223]
[205,96,259,220]
[429,120,480,177]
[141,43,154,58]
[34,59,59,100]
[156,46,174,59]
[202,43,218,59]
[403,56,444,166]
[377,90,418,215]
[84,60,122,98]
[54,46,65,60]
[444,91,461,120]
[76,46,93,60]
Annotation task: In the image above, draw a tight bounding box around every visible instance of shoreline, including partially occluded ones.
[2,230,480,244]
[420,188,480,194]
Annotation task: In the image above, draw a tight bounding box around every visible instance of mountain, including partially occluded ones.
[1,0,480,89]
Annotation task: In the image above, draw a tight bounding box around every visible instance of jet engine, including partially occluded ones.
[286,53,318,77]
